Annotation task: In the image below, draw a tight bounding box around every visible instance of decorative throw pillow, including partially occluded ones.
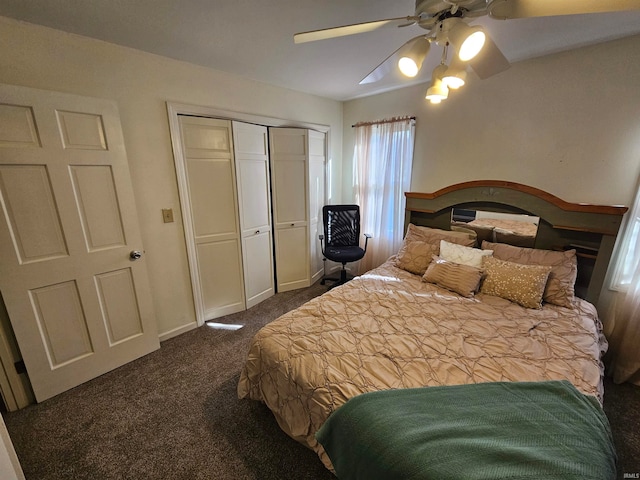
[395,241,439,275]
[422,256,484,298]
[480,256,552,309]
[404,223,476,248]
[482,241,577,308]
[439,240,493,268]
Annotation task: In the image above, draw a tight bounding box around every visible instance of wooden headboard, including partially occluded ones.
[404,181,628,306]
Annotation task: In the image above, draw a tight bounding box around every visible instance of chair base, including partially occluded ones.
[320,266,354,289]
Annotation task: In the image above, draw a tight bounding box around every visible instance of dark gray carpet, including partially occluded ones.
[3,282,640,479]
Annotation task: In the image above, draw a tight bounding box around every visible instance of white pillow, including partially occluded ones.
[439,239,493,268]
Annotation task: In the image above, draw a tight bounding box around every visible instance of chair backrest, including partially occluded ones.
[323,204,361,247]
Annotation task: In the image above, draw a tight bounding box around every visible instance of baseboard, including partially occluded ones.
[159,322,198,342]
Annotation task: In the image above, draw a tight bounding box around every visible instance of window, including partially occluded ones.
[612,207,640,290]
[352,117,415,272]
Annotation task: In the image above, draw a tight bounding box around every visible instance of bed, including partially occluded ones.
[237,181,627,478]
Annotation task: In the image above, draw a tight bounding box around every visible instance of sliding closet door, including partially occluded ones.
[177,116,245,320]
[308,130,326,284]
[232,121,274,308]
[269,128,310,292]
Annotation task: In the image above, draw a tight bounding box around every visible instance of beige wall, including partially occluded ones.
[0,16,343,337]
[342,34,640,208]
[1,15,638,340]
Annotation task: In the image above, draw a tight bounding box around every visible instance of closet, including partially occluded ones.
[174,115,325,323]
[232,121,275,308]
[269,128,326,292]
[176,116,247,320]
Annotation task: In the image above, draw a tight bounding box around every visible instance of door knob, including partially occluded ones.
[130,250,142,260]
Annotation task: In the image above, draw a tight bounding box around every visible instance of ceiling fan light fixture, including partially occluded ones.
[425,64,449,103]
[397,37,431,78]
[442,58,467,89]
[398,57,420,77]
[443,71,466,89]
[449,22,486,61]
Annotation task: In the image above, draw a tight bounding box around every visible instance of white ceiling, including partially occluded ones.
[2,0,640,101]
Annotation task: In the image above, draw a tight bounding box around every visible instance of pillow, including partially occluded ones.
[482,241,577,307]
[395,241,439,275]
[422,256,484,298]
[480,256,552,309]
[404,223,476,248]
[439,240,493,268]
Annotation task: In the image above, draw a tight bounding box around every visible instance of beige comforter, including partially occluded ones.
[237,258,606,469]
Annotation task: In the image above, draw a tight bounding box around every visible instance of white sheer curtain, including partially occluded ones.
[605,178,640,385]
[353,117,415,273]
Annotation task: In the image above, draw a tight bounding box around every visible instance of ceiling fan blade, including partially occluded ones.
[359,35,427,84]
[467,36,510,79]
[294,16,416,44]
[487,0,640,19]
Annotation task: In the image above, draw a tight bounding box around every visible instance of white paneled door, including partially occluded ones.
[270,128,311,292]
[269,127,326,291]
[232,121,274,308]
[308,130,326,284]
[177,116,245,320]
[0,84,159,402]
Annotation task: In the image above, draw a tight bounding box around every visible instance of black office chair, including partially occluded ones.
[319,204,371,288]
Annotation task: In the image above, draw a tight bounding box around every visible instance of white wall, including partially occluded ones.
[0,16,343,338]
[342,34,640,208]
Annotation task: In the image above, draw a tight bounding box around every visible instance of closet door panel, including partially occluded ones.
[232,121,274,308]
[236,160,270,231]
[272,160,307,224]
[270,128,310,292]
[186,157,237,238]
[242,232,273,303]
[274,226,309,290]
[309,135,326,282]
[197,240,244,317]
[178,116,245,320]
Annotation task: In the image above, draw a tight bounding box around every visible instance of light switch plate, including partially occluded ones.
[162,208,174,223]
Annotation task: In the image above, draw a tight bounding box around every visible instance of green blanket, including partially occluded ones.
[316,381,616,480]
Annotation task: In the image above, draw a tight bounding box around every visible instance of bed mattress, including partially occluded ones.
[237,257,607,469]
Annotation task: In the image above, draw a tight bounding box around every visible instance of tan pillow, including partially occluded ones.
[404,223,476,248]
[482,241,577,307]
[480,257,552,309]
[395,241,439,275]
[422,256,484,298]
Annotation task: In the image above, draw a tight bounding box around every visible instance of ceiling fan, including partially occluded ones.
[294,0,640,104]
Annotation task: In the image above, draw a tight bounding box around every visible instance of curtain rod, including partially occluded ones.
[352,116,415,128]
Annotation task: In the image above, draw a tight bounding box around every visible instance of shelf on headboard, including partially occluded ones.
[404,181,628,306]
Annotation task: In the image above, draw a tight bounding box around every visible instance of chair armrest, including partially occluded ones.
[363,233,372,252]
